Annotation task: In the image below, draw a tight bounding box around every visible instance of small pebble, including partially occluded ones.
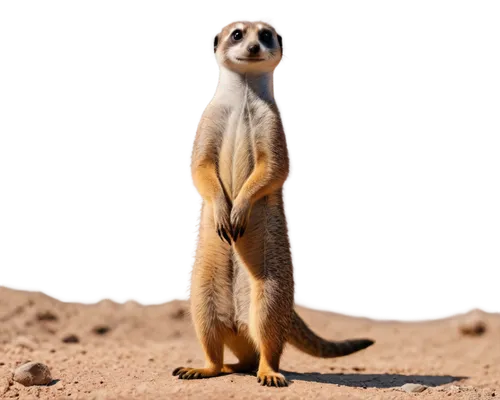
[92,325,110,335]
[401,383,428,393]
[459,319,487,336]
[62,334,80,344]
[35,311,58,321]
[449,385,461,392]
[13,362,52,386]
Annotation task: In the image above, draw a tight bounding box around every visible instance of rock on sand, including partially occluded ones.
[13,362,52,386]
[401,383,428,393]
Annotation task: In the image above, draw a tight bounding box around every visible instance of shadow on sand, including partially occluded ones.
[282,371,465,388]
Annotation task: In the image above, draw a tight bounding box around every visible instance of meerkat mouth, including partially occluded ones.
[236,57,265,62]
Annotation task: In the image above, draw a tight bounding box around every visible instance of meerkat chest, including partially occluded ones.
[225,94,269,140]
[218,95,270,198]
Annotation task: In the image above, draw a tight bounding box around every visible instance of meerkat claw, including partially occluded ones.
[216,225,230,244]
[257,372,288,387]
[173,367,220,380]
[221,228,231,244]
[233,226,239,240]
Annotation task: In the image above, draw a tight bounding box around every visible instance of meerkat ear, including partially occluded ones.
[210,33,219,57]
[278,32,286,59]
[278,33,286,54]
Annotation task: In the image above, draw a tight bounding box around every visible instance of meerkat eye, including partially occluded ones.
[232,29,243,41]
[259,29,273,46]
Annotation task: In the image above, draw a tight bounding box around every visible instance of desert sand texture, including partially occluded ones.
[0,286,498,399]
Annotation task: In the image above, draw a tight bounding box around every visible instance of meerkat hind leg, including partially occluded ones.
[234,201,293,387]
[172,326,226,379]
[252,282,289,387]
[173,206,233,380]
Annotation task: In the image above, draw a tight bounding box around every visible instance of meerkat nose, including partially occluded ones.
[247,44,260,55]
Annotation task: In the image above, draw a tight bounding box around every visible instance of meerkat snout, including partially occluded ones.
[247,43,260,55]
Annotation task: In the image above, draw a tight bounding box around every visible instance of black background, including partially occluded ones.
[2,13,499,312]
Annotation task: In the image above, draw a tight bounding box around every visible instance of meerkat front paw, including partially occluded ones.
[213,195,232,244]
[230,195,252,241]
[172,366,220,380]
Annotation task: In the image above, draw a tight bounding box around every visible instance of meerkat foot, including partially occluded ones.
[256,371,288,387]
[172,367,220,380]
[221,362,256,374]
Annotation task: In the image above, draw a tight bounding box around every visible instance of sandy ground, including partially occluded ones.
[0,286,498,399]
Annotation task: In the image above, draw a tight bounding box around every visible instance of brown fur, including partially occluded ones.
[173,21,374,388]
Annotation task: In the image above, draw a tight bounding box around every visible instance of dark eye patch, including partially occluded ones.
[214,35,219,53]
[258,29,273,46]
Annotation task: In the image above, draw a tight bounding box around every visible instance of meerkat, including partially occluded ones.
[173,21,374,387]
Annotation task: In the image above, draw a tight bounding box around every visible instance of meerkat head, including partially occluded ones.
[213,21,283,74]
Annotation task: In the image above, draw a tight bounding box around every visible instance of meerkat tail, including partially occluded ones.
[288,311,374,358]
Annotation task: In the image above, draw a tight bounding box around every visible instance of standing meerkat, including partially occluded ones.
[173,21,374,387]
